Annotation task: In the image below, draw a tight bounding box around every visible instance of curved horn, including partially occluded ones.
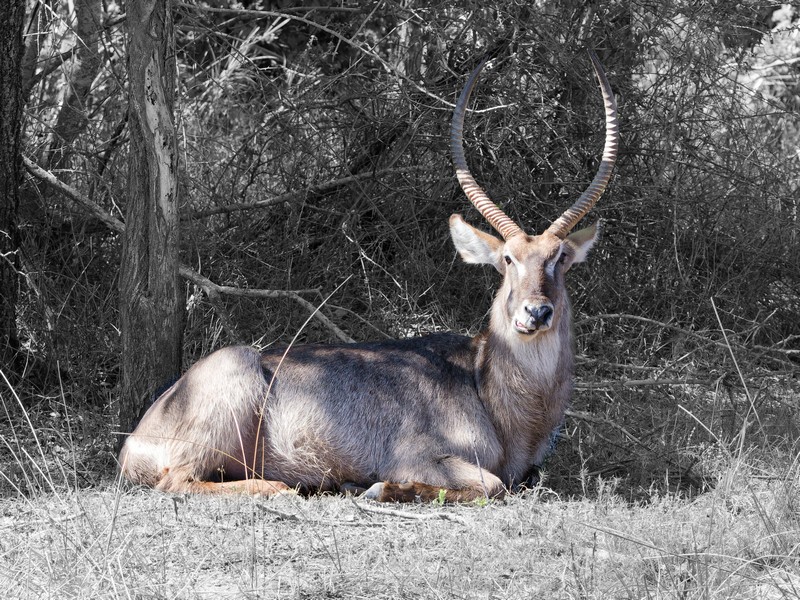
[451,59,524,240]
[546,49,619,239]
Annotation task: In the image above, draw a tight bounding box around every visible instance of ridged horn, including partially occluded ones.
[451,59,524,241]
[546,49,619,239]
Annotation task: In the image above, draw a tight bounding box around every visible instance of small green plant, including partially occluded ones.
[433,488,447,505]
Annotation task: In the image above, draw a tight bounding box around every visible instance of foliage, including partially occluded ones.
[6,0,800,496]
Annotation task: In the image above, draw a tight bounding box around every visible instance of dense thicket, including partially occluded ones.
[0,0,26,372]
[6,0,799,495]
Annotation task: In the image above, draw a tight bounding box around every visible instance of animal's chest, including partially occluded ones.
[501,400,565,482]
[484,348,569,482]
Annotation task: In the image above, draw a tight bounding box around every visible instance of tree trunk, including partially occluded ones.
[47,0,103,173]
[0,0,25,374]
[20,0,42,102]
[119,0,181,437]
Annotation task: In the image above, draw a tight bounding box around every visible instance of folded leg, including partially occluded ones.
[362,455,506,502]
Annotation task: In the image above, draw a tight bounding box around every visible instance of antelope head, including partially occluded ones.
[450,51,619,339]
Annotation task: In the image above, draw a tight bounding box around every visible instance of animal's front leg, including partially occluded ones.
[361,456,506,503]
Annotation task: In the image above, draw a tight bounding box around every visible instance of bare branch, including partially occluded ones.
[23,155,125,233]
[178,266,355,344]
[186,166,429,220]
[23,156,353,343]
[24,14,126,96]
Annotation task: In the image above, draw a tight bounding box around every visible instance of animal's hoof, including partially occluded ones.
[361,482,384,500]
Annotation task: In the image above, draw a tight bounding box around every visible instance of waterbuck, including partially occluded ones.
[119,51,619,502]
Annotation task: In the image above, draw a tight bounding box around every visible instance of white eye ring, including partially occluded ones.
[546,250,564,278]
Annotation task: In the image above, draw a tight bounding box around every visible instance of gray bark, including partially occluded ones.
[0,0,25,372]
[119,0,182,437]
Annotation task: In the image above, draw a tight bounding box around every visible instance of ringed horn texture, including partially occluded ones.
[450,50,619,240]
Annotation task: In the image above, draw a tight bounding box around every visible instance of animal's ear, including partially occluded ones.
[565,220,600,264]
[449,214,505,273]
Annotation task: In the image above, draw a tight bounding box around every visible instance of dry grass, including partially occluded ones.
[0,449,798,599]
[1,364,798,599]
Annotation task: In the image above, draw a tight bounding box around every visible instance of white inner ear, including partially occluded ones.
[570,235,597,264]
[450,216,503,266]
[567,222,601,264]
[450,222,489,264]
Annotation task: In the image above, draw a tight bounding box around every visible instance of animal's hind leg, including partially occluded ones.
[155,467,294,497]
[192,479,295,497]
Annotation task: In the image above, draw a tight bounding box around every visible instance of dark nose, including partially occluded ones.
[526,304,553,326]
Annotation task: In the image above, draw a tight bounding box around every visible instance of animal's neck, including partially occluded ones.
[473,294,575,422]
[485,297,572,382]
[481,328,566,393]
[474,300,575,480]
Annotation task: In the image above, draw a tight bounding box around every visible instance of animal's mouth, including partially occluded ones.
[514,318,552,335]
[514,320,537,335]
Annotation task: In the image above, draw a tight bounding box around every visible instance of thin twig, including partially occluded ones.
[185,166,429,220]
[580,313,723,346]
[566,409,647,449]
[174,2,453,106]
[574,377,710,390]
[24,14,127,94]
[350,497,468,525]
[579,313,796,366]
[711,297,762,441]
[566,408,704,488]
[256,503,301,522]
[254,502,388,527]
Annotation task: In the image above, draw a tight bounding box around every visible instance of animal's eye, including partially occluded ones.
[504,256,512,265]
[558,253,568,264]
